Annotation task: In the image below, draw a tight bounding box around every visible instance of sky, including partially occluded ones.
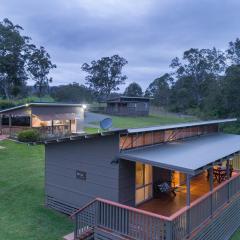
[1,0,240,91]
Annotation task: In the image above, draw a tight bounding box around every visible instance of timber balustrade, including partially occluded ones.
[72,173,240,240]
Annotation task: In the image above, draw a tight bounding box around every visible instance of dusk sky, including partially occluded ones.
[1,0,240,91]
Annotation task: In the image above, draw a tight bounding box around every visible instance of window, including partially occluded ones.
[135,162,153,205]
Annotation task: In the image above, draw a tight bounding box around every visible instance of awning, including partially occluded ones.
[119,133,240,175]
[36,113,76,121]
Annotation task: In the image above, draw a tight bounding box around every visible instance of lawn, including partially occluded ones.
[0,140,73,240]
[85,114,197,133]
[109,114,196,129]
[231,230,240,239]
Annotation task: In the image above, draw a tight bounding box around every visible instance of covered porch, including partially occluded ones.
[120,133,240,217]
[138,170,239,216]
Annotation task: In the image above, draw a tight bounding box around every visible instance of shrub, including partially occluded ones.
[17,129,40,142]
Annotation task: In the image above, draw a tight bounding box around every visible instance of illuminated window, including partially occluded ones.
[135,162,153,205]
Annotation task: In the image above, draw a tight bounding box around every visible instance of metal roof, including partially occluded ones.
[43,128,127,144]
[43,119,237,144]
[106,96,151,103]
[0,103,83,114]
[119,133,240,175]
[127,119,237,134]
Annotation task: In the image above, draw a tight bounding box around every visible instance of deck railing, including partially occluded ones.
[72,173,240,240]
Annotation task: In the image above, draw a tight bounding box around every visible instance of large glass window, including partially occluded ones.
[135,163,153,205]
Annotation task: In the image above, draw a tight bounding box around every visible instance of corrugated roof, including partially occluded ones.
[0,103,83,114]
[119,133,240,175]
[127,119,237,134]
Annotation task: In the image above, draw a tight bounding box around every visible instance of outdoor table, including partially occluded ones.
[213,166,227,183]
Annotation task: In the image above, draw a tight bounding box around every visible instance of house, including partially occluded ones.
[44,118,240,240]
[105,96,150,116]
[0,103,85,138]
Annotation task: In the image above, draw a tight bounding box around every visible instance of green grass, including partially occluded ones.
[90,114,196,131]
[231,229,240,239]
[84,127,99,134]
[0,140,73,240]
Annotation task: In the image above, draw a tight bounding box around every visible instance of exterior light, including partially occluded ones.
[82,104,87,110]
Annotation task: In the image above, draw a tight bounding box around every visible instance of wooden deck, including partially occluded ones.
[138,171,238,217]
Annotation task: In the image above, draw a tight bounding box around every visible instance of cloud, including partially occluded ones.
[1,0,240,91]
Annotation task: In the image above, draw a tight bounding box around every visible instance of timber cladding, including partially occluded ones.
[45,134,120,214]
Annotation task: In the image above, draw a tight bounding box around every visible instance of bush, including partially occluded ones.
[17,129,40,142]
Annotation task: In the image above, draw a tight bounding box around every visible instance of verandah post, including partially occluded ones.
[9,114,12,136]
[51,120,54,134]
[186,174,191,237]
[209,167,214,217]
[226,159,230,202]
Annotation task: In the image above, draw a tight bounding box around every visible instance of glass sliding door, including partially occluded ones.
[135,162,153,205]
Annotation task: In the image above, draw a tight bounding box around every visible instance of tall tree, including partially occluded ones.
[227,38,240,65]
[81,55,128,97]
[124,82,143,97]
[145,74,172,106]
[0,18,32,99]
[170,48,226,111]
[27,46,56,98]
[221,65,240,117]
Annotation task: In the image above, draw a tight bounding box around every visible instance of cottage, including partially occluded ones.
[105,96,150,116]
[44,118,240,240]
[0,103,85,138]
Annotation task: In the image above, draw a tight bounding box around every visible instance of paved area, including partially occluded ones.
[0,135,8,141]
[84,112,108,128]
[84,112,108,124]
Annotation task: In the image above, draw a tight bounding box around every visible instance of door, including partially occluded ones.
[135,162,153,205]
[172,171,186,186]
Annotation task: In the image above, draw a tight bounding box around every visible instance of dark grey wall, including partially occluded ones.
[118,159,135,207]
[106,102,149,116]
[45,134,120,213]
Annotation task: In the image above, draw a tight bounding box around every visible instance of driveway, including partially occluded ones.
[84,112,109,128]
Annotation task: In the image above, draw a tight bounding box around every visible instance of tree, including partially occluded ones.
[145,74,172,106]
[27,46,56,98]
[169,48,226,111]
[221,65,240,117]
[81,55,128,97]
[50,83,94,103]
[0,18,31,99]
[124,82,143,97]
[227,38,240,65]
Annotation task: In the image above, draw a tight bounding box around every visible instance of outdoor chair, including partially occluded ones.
[213,165,233,183]
[154,181,177,197]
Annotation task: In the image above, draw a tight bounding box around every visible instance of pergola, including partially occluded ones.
[119,133,240,207]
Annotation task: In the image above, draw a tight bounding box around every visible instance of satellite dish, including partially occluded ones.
[100,118,113,130]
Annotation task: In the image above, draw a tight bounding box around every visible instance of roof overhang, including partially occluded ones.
[0,103,84,115]
[119,133,240,175]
